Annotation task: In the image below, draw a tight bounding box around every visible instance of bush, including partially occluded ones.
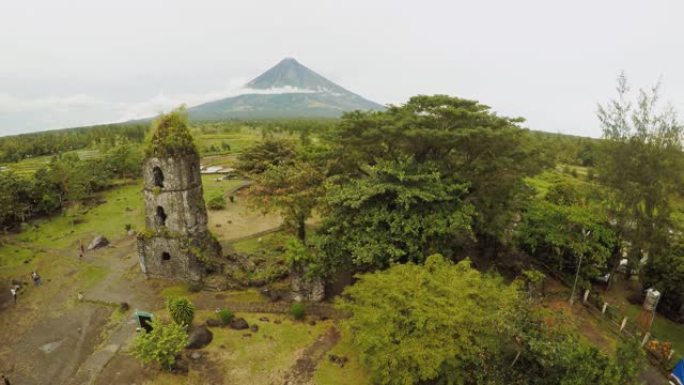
[291,302,305,320]
[132,318,188,370]
[125,223,132,231]
[207,195,226,210]
[217,309,234,325]
[167,297,195,327]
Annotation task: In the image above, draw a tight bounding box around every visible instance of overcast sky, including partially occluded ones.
[1,0,683,138]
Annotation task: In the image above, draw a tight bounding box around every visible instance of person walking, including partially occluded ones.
[79,239,85,259]
[10,286,17,305]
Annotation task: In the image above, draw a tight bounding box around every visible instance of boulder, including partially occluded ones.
[186,325,213,349]
[229,317,249,330]
[258,317,270,322]
[87,235,109,250]
[205,318,221,327]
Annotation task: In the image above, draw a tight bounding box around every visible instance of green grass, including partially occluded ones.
[314,330,370,385]
[230,230,289,254]
[0,149,101,176]
[16,181,144,248]
[202,176,245,201]
[77,264,109,289]
[207,312,330,383]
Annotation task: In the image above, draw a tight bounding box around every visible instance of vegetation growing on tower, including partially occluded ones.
[145,107,199,158]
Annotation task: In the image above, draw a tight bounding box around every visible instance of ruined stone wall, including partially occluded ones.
[138,154,219,283]
[137,236,204,282]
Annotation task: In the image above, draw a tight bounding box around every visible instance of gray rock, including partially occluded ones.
[250,324,259,333]
[127,229,136,236]
[88,235,109,250]
[186,325,213,349]
[229,317,249,330]
[205,318,221,327]
[190,351,201,360]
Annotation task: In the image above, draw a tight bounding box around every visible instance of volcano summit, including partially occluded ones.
[187,58,384,120]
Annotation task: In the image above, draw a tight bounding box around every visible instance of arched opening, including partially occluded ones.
[155,206,167,227]
[152,167,164,188]
[161,252,171,261]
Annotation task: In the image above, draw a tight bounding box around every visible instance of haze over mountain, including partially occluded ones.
[186,58,385,120]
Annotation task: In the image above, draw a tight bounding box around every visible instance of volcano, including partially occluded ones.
[187,58,384,120]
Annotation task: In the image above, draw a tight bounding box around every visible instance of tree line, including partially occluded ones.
[0,143,142,230]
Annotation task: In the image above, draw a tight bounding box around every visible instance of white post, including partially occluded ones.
[601,302,608,315]
[641,332,650,347]
[620,317,628,332]
[583,289,590,304]
[668,350,675,361]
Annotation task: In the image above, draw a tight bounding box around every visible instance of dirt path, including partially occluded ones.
[0,235,160,385]
[276,327,340,385]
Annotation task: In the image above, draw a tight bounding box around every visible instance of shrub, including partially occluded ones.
[291,302,305,320]
[207,194,226,210]
[132,318,188,370]
[188,281,204,292]
[124,223,132,231]
[167,297,195,327]
[217,309,234,325]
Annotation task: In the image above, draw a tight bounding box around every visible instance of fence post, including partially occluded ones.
[641,332,650,347]
[620,317,628,332]
[668,350,675,361]
[601,302,608,315]
[583,289,590,304]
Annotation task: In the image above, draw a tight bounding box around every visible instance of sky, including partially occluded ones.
[1,0,683,138]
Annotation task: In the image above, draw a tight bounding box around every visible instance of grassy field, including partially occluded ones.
[15,181,144,249]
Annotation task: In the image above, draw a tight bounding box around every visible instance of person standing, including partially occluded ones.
[9,287,17,305]
[79,239,85,259]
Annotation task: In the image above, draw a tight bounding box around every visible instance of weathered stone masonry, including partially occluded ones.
[137,152,221,282]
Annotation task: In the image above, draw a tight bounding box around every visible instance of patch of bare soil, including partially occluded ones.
[96,351,226,385]
[2,303,111,385]
[276,327,340,385]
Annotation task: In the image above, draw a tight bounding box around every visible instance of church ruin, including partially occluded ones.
[137,109,221,283]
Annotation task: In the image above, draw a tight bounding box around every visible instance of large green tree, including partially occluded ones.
[338,254,646,385]
[337,254,522,385]
[322,95,540,269]
[236,139,325,242]
[597,74,684,270]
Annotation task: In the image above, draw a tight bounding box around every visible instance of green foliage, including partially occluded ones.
[516,199,616,282]
[144,107,199,158]
[207,194,226,210]
[337,254,522,385]
[615,339,647,385]
[545,180,581,206]
[597,73,684,267]
[166,297,195,327]
[320,158,474,270]
[290,302,305,320]
[216,309,234,325]
[132,318,189,370]
[235,138,296,175]
[237,138,325,241]
[329,95,542,243]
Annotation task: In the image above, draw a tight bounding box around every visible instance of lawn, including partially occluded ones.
[313,329,370,385]
[15,181,144,249]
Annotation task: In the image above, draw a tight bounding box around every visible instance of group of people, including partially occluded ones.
[8,271,42,305]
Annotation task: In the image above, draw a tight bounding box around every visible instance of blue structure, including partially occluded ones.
[671,359,684,385]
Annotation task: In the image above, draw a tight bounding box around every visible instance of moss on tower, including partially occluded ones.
[145,107,199,158]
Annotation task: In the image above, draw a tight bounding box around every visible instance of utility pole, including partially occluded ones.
[570,229,590,305]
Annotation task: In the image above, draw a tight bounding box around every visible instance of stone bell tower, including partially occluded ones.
[137,109,221,282]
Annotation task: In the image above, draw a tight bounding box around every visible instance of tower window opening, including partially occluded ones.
[161,252,171,261]
[153,167,164,188]
[156,206,167,227]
